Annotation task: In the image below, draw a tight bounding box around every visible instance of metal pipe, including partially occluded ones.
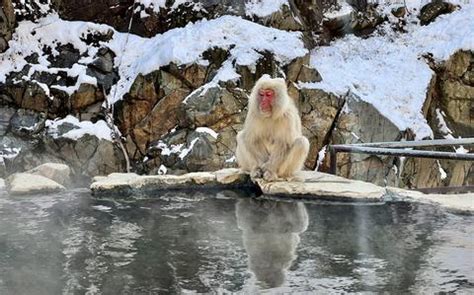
[348,138,474,148]
[331,145,474,160]
[328,145,337,175]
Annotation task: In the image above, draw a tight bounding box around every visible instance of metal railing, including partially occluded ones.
[328,138,474,193]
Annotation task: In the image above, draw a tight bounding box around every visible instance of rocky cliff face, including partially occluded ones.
[0,0,472,188]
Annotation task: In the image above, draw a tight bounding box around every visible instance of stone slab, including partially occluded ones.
[256,171,386,201]
[91,169,385,201]
[26,163,72,186]
[90,169,473,212]
[91,168,250,197]
[6,173,66,195]
[387,187,474,213]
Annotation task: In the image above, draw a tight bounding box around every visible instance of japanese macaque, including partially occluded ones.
[236,75,309,181]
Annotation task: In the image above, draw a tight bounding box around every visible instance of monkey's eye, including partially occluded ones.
[264,90,274,97]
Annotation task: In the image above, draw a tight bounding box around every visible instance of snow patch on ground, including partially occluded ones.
[245,0,288,17]
[46,115,113,141]
[304,4,474,139]
[324,0,354,19]
[374,0,468,15]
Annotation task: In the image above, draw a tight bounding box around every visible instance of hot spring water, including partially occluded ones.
[0,189,472,294]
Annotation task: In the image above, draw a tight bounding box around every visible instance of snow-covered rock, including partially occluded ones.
[6,173,65,195]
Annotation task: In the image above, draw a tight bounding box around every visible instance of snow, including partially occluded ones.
[373,0,468,15]
[157,164,168,175]
[196,127,219,139]
[324,0,354,19]
[245,0,288,17]
[0,14,306,105]
[155,142,184,156]
[46,115,113,141]
[225,155,236,163]
[0,146,21,164]
[435,108,453,136]
[315,145,327,171]
[435,108,469,154]
[304,3,474,139]
[107,15,307,104]
[155,135,201,160]
[436,160,447,180]
[182,60,240,104]
[136,0,166,13]
[0,14,107,97]
[137,0,199,13]
[178,138,199,159]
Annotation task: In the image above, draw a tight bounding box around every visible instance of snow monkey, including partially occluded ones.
[236,75,309,181]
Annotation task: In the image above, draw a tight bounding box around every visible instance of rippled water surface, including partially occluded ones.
[0,189,473,294]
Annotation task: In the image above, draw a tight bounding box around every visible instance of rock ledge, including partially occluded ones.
[91,168,386,201]
[90,169,474,212]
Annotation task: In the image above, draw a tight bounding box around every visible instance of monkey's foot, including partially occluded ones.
[250,168,264,179]
[263,170,279,182]
[284,175,304,182]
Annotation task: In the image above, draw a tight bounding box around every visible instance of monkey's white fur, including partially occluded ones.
[236,75,310,181]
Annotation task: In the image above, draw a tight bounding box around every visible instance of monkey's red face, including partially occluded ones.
[258,88,274,114]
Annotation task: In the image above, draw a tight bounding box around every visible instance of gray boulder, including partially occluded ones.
[6,173,65,195]
[26,163,72,187]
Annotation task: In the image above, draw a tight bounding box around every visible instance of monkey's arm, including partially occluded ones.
[236,131,269,178]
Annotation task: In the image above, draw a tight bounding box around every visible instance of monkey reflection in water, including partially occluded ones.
[236,198,309,288]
